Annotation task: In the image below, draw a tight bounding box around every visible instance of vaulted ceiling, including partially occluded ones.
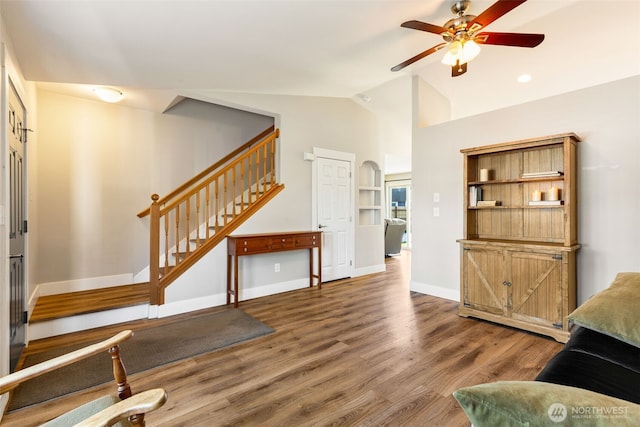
[1,0,639,175]
[3,0,638,116]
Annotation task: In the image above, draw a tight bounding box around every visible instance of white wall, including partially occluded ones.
[411,76,640,304]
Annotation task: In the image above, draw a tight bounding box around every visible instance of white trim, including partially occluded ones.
[312,147,356,163]
[0,42,10,383]
[354,264,386,277]
[157,278,310,318]
[410,280,460,302]
[28,304,150,340]
[35,273,135,296]
[155,295,225,319]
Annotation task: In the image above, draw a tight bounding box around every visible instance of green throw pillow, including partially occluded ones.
[568,272,640,348]
[453,381,640,426]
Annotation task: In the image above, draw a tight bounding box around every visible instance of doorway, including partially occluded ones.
[312,148,354,282]
[386,179,411,248]
[8,78,28,371]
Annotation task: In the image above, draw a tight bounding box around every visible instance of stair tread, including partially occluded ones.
[30,283,150,323]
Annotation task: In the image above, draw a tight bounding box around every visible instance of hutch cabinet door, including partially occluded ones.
[461,246,505,316]
[506,250,563,329]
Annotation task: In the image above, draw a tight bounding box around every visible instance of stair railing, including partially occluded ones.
[140,127,283,305]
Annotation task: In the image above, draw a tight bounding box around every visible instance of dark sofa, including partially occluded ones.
[453,272,640,426]
[535,326,640,405]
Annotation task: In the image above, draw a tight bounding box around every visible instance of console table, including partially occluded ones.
[226,231,322,307]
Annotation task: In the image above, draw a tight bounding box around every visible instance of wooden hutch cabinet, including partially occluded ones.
[457,133,580,343]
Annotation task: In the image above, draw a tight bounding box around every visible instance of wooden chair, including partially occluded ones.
[0,330,167,426]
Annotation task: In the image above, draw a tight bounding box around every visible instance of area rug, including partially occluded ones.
[9,309,273,411]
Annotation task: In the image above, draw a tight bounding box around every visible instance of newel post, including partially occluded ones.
[149,194,161,305]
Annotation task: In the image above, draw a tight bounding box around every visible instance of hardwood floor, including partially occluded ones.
[2,252,563,426]
[29,283,150,322]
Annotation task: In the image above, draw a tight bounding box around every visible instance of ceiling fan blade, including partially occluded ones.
[401,20,451,36]
[475,32,544,47]
[452,60,467,77]
[391,43,447,72]
[467,0,527,33]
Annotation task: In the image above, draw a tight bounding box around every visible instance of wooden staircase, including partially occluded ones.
[29,127,283,339]
[142,126,283,305]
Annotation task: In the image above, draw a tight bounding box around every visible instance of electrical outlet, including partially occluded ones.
[274,263,280,272]
[433,207,440,217]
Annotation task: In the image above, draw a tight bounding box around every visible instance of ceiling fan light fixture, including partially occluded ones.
[441,41,462,66]
[92,86,125,103]
[462,39,481,62]
[441,39,481,66]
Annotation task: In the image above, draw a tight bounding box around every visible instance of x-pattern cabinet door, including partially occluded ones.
[507,250,564,329]
[462,246,505,316]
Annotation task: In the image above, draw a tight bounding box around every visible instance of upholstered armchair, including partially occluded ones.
[384,218,406,256]
[0,330,167,426]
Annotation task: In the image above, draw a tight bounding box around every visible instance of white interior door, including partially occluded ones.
[8,78,27,371]
[314,151,353,282]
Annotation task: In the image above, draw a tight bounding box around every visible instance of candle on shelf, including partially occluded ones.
[532,190,542,202]
[480,168,489,182]
[549,187,559,201]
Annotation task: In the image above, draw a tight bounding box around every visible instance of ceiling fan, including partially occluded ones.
[391,0,544,77]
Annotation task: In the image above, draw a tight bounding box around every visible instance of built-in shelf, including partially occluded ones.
[358,161,382,226]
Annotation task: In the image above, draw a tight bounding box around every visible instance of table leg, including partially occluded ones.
[234,254,239,308]
[318,245,322,290]
[226,254,232,305]
[309,248,313,287]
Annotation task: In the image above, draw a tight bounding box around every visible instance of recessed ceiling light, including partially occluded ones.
[92,86,125,103]
[517,74,532,83]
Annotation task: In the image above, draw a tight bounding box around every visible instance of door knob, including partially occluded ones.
[318,224,328,229]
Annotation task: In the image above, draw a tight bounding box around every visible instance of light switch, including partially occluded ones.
[433,193,440,202]
[433,207,440,217]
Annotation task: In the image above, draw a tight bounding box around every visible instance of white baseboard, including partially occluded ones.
[354,263,386,277]
[155,294,226,318]
[155,278,311,318]
[36,273,135,296]
[410,280,460,302]
[133,267,149,283]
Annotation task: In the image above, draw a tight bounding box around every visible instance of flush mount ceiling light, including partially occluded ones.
[517,74,532,83]
[92,86,125,103]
